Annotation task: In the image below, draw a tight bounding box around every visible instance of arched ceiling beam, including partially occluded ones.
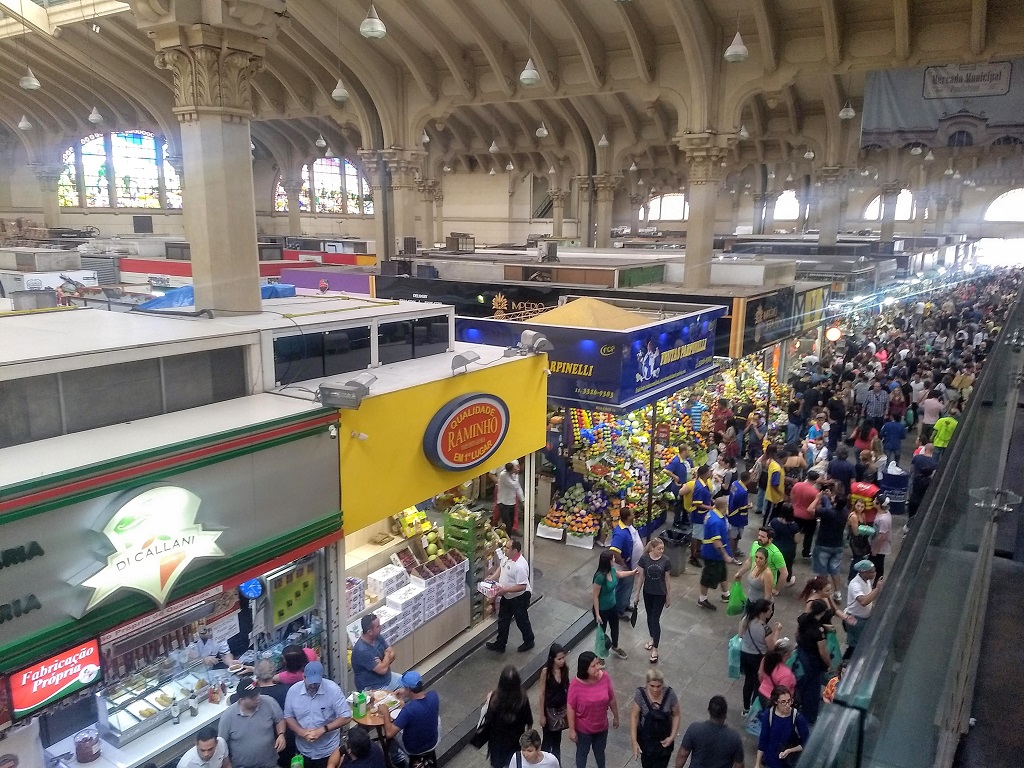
[263,53,315,112]
[820,0,843,67]
[495,102,537,151]
[471,104,515,151]
[249,124,293,173]
[613,1,654,83]
[452,110,492,154]
[547,98,590,171]
[336,0,437,101]
[60,25,153,124]
[611,93,640,147]
[375,0,474,99]
[894,0,911,60]
[550,0,605,88]
[782,84,803,136]
[439,0,515,98]
[439,116,473,153]
[251,81,285,118]
[0,76,71,134]
[970,0,988,55]
[566,96,606,151]
[750,0,779,73]
[0,47,86,131]
[661,0,715,129]
[495,0,559,91]
[273,42,334,109]
[821,74,842,166]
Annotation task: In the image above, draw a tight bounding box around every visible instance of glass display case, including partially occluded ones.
[95,658,214,747]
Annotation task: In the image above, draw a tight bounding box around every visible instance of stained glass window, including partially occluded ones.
[58,146,78,207]
[345,160,372,215]
[112,131,160,208]
[163,143,182,209]
[80,134,110,208]
[274,166,311,212]
[313,158,345,213]
[275,163,370,214]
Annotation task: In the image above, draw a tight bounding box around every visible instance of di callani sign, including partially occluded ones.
[10,639,102,718]
[423,393,510,471]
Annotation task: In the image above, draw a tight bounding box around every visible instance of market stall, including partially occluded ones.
[336,353,548,680]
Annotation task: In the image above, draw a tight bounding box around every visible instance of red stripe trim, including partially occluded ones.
[221,530,343,590]
[0,411,337,515]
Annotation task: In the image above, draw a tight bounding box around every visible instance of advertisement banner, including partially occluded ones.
[9,639,102,719]
[742,287,796,355]
[862,59,1024,147]
[619,315,718,403]
[423,393,511,471]
[794,286,831,334]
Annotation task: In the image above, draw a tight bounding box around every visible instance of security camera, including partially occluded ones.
[520,330,554,354]
[328,425,338,439]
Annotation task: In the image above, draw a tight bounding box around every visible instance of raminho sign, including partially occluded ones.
[82,486,225,612]
[423,393,510,471]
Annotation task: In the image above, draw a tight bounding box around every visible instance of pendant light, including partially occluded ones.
[535,122,548,138]
[548,166,556,174]
[786,173,794,182]
[506,161,515,171]
[359,4,386,39]
[767,170,776,179]
[489,140,499,154]
[838,102,856,120]
[910,145,922,156]
[489,167,496,176]
[315,134,327,149]
[88,106,103,124]
[519,59,541,87]
[325,147,336,159]
[925,150,935,162]
[638,178,646,187]
[804,149,815,160]
[952,170,961,180]
[19,67,40,90]
[443,163,452,173]
[944,165,954,177]
[629,161,638,172]
[17,115,31,130]
[421,130,430,144]
[332,80,349,102]
[724,31,748,63]
[739,125,750,139]
[597,134,609,148]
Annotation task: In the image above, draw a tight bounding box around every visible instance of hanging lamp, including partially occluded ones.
[739,125,750,139]
[489,140,499,154]
[535,122,548,139]
[838,102,856,120]
[20,66,40,90]
[88,106,103,124]
[519,59,540,87]
[360,4,386,39]
[315,134,327,149]
[724,32,748,63]
[598,134,609,148]
[18,115,31,130]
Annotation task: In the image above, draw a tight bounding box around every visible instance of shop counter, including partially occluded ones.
[49,697,230,768]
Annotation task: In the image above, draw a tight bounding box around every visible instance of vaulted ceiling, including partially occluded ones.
[1,0,1023,182]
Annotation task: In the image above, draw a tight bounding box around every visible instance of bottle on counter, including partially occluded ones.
[189,692,199,718]
[171,696,181,725]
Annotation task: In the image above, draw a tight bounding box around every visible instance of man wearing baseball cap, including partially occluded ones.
[844,560,885,658]
[869,496,893,578]
[284,662,352,768]
[219,677,286,768]
[377,671,440,768]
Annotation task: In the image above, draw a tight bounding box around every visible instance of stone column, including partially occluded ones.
[417,179,438,247]
[30,164,63,228]
[550,189,567,237]
[729,192,742,234]
[838,194,849,232]
[763,193,779,234]
[751,193,767,234]
[575,175,594,247]
[950,197,963,234]
[380,148,424,253]
[593,174,620,248]
[434,190,445,244]
[280,177,304,235]
[680,137,727,290]
[879,182,901,241]
[628,192,643,236]
[357,151,390,261]
[137,10,280,314]
[796,193,809,233]
[817,168,845,246]
[933,195,949,235]
[912,193,930,237]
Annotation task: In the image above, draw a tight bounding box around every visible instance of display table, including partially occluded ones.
[49,696,230,768]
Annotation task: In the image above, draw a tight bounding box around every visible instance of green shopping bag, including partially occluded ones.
[726,582,746,616]
[594,625,609,659]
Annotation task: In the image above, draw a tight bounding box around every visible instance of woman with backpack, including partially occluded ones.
[629,669,681,768]
[755,685,810,768]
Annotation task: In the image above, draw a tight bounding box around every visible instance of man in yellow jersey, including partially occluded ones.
[763,444,786,524]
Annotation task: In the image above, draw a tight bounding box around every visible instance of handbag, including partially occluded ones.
[544,705,568,731]
[469,693,491,749]
[727,635,742,680]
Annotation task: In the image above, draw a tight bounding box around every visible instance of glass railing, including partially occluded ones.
[798,288,1024,768]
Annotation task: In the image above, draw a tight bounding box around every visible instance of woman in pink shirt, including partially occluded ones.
[757,639,796,709]
[567,651,618,768]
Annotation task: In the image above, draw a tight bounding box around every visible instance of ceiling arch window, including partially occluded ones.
[985,189,1024,222]
[774,190,801,220]
[639,193,688,221]
[947,130,974,147]
[274,159,373,215]
[863,189,916,221]
[58,131,180,209]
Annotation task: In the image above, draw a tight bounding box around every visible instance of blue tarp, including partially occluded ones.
[137,283,296,310]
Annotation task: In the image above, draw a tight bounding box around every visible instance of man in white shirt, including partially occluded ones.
[485,538,535,653]
[845,560,885,657]
[870,497,893,579]
[494,461,525,534]
[178,728,231,768]
[193,624,235,669]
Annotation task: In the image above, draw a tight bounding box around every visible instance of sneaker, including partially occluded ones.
[741,709,750,717]
[720,592,731,602]
[901,524,910,535]
[787,574,797,585]
[485,642,505,652]
[517,641,535,652]
[613,647,628,659]
[697,599,717,611]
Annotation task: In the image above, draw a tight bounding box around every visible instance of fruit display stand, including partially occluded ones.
[444,506,506,624]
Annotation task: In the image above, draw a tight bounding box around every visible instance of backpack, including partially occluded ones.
[639,687,674,754]
[767,708,803,767]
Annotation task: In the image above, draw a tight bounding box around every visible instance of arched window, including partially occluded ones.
[59,131,179,208]
[863,189,916,221]
[985,189,1024,222]
[948,130,973,147]
[275,159,372,215]
[774,190,801,220]
[639,193,688,221]
[992,136,1024,146]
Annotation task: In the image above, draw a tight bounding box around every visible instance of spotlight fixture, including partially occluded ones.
[536,122,548,138]
[506,161,514,171]
[19,67,40,90]
[724,31,748,63]
[489,140,499,154]
[598,134,609,148]
[910,145,922,155]
[838,102,856,120]
[421,130,430,144]
[359,3,386,39]
[518,330,554,354]
[519,59,541,87]
[17,115,31,131]
[315,134,327,148]
[451,350,481,374]
[739,125,750,139]
[804,149,815,160]
[319,372,377,409]
[332,80,349,102]
[88,107,103,124]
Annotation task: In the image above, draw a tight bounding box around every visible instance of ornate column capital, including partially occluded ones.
[676,133,731,186]
[155,38,265,121]
[30,163,63,192]
[880,180,904,196]
[380,149,425,190]
[549,189,568,205]
[816,167,846,196]
[628,192,644,208]
[934,194,950,210]
[593,173,621,201]
[574,175,592,202]
[280,177,304,196]
[416,178,439,201]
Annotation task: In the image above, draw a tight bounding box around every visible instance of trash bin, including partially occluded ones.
[661,528,690,576]
[880,471,909,515]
